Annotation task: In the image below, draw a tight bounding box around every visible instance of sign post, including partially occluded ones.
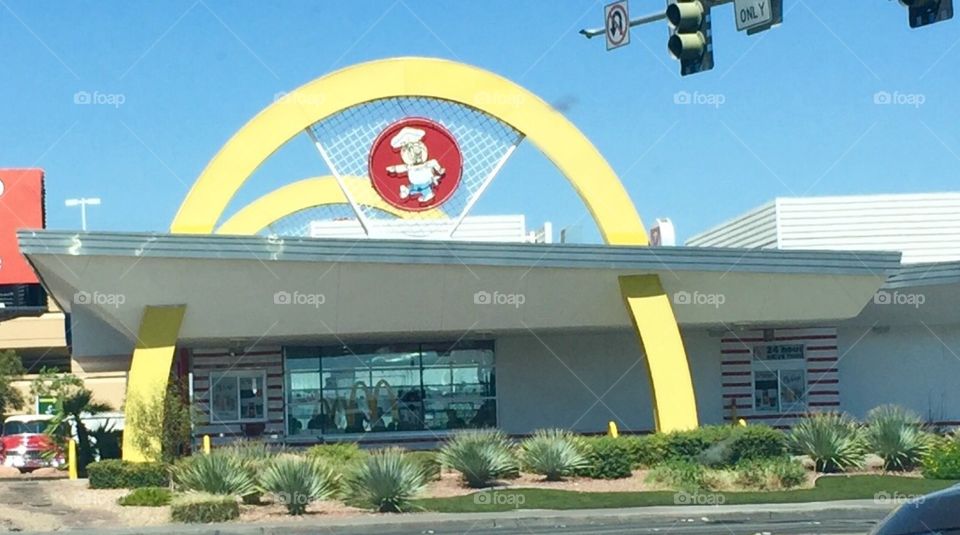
[605,1,631,50]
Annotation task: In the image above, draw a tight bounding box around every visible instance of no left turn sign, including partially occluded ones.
[605,1,630,51]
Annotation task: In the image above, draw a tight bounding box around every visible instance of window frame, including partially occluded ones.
[750,343,807,413]
[208,369,268,424]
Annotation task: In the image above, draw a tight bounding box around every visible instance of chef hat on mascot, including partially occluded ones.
[390,127,426,149]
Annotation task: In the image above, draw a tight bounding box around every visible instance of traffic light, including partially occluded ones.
[666,0,713,76]
[900,0,953,27]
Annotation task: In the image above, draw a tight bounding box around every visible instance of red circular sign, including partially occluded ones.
[368,117,463,212]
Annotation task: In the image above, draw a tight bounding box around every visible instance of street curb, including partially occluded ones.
[15,500,895,535]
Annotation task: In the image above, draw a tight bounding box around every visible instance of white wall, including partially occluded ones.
[839,324,960,423]
[495,329,722,435]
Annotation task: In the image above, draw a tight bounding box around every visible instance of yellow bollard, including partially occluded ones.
[203,435,211,454]
[607,421,619,438]
[67,439,78,480]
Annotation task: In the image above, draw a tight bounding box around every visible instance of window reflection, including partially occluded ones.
[284,341,496,437]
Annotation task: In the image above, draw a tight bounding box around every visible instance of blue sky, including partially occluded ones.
[0,1,957,242]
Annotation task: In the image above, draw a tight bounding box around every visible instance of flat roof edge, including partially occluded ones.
[18,230,903,277]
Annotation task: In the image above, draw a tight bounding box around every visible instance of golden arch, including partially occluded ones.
[121,58,697,462]
[215,176,445,235]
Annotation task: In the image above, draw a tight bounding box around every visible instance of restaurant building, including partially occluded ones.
[12,58,960,460]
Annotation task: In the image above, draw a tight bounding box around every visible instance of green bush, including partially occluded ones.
[577,436,633,479]
[172,451,257,497]
[728,426,787,463]
[734,457,807,490]
[624,434,669,468]
[865,405,933,472]
[170,492,239,523]
[118,486,172,507]
[438,429,517,488]
[259,454,338,515]
[405,450,441,481]
[922,439,960,479]
[787,413,866,473]
[307,442,366,468]
[519,429,589,481]
[646,460,709,490]
[88,460,170,489]
[345,448,427,512]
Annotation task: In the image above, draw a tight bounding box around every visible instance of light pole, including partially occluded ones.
[64,197,101,231]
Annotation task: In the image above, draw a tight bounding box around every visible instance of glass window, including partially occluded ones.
[209,371,266,423]
[751,343,806,413]
[283,341,495,436]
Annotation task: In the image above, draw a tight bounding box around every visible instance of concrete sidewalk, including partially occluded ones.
[16,500,895,535]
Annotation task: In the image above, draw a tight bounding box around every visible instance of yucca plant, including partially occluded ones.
[520,429,589,481]
[787,412,866,473]
[345,448,427,512]
[259,454,338,515]
[865,405,933,471]
[438,429,517,488]
[172,450,257,496]
[224,440,277,504]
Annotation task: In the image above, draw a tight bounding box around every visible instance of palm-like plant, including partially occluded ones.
[438,429,517,488]
[29,369,112,475]
[865,405,933,471]
[787,412,866,473]
[345,448,427,512]
[259,454,338,515]
[520,429,589,481]
[172,450,258,497]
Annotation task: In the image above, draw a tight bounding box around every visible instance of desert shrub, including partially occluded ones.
[577,436,633,479]
[88,460,169,489]
[172,451,257,497]
[519,429,589,481]
[170,493,239,523]
[646,460,710,490]
[865,405,933,472]
[259,454,338,515]
[734,457,807,490]
[345,448,427,512]
[307,442,365,464]
[405,450,441,481]
[787,413,866,473]
[223,440,276,503]
[118,486,172,506]
[921,439,960,479]
[438,429,517,488]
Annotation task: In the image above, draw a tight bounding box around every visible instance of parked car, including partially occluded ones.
[0,415,66,472]
[870,484,960,534]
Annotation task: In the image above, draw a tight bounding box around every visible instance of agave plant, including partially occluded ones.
[787,412,866,473]
[865,405,933,471]
[172,450,258,496]
[259,454,338,515]
[520,429,589,481]
[345,448,427,512]
[438,429,517,488]
[224,440,277,503]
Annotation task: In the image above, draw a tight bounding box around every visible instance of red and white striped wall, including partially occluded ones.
[720,327,840,429]
[189,346,285,443]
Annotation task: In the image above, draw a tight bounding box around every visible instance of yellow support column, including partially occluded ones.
[619,275,699,432]
[121,305,186,462]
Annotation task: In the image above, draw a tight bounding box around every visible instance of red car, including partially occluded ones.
[0,415,66,472]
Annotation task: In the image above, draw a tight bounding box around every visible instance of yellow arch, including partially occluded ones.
[170,57,646,244]
[215,175,445,235]
[121,57,698,464]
